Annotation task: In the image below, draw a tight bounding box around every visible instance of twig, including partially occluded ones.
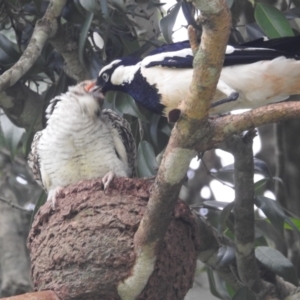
[0,0,67,91]
[0,196,32,213]
[201,157,234,189]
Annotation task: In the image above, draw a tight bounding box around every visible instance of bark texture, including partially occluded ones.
[28,178,199,300]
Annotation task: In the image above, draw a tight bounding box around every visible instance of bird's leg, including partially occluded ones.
[211,80,239,108]
[102,171,115,190]
[47,186,64,210]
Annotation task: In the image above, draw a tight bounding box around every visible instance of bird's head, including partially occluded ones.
[70,80,104,105]
[96,57,141,94]
[67,80,106,117]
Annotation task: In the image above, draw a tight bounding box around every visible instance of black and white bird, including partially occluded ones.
[95,36,300,116]
[28,81,136,207]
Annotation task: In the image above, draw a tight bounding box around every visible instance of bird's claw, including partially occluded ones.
[211,92,239,108]
[102,171,115,191]
[47,186,64,210]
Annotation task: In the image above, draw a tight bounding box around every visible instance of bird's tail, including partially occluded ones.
[242,35,300,57]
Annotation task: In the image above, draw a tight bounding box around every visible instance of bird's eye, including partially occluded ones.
[102,73,109,82]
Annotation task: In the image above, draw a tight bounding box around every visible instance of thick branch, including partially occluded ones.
[179,1,231,119]
[0,0,67,91]
[216,102,300,138]
[224,132,267,296]
[0,291,59,300]
[117,1,232,299]
[194,101,300,153]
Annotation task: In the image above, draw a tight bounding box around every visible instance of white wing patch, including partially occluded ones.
[141,48,193,67]
[111,63,141,86]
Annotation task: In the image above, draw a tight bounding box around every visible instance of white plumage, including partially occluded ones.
[96,36,300,117]
[140,57,300,115]
[28,81,136,207]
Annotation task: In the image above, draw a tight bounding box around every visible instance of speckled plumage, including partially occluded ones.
[27,81,136,204]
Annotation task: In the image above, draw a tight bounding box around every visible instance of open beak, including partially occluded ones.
[84,80,105,102]
[84,80,97,92]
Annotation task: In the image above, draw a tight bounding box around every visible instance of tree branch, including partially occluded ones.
[223,132,269,297]
[0,0,67,92]
[0,195,31,213]
[50,28,89,81]
[216,102,300,138]
[117,1,232,299]
[0,291,59,300]
[194,101,300,154]
[0,183,32,296]
[0,83,43,131]
[180,2,231,120]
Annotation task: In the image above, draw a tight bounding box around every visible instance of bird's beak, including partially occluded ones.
[84,81,105,103]
[84,81,97,92]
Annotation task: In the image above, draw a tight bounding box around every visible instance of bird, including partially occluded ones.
[27,80,136,208]
[95,36,300,117]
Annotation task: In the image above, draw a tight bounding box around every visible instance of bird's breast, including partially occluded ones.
[38,114,127,191]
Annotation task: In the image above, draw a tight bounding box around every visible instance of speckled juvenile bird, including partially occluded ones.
[28,81,136,208]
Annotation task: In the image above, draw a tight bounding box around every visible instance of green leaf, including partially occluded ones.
[233,287,256,300]
[79,12,94,66]
[149,114,161,148]
[284,217,300,230]
[159,119,172,137]
[226,283,235,298]
[137,141,158,177]
[79,0,100,12]
[255,196,285,237]
[22,112,40,157]
[284,216,300,235]
[33,0,42,14]
[218,158,272,177]
[119,34,140,56]
[255,219,286,249]
[203,200,230,209]
[100,0,109,18]
[216,245,235,268]
[42,71,69,112]
[255,3,294,38]
[0,33,20,60]
[253,158,272,178]
[0,114,25,159]
[255,246,298,285]
[254,178,269,194]
[160,2,181,43]
[206,268,223,299]
[206,268,230,299]
[113,92,149,122]
[226,0,234,8]
[218,201,234,234]
[30,190,47,226]
[0,34,20,68]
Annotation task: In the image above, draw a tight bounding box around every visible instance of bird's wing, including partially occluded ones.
[142,48,193,68]
[45,95,62,121]
[102,109,136,177]
[223,47,298,66]
[27,131,44,188]
[142,36,300,69]
[241,35,300,56]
